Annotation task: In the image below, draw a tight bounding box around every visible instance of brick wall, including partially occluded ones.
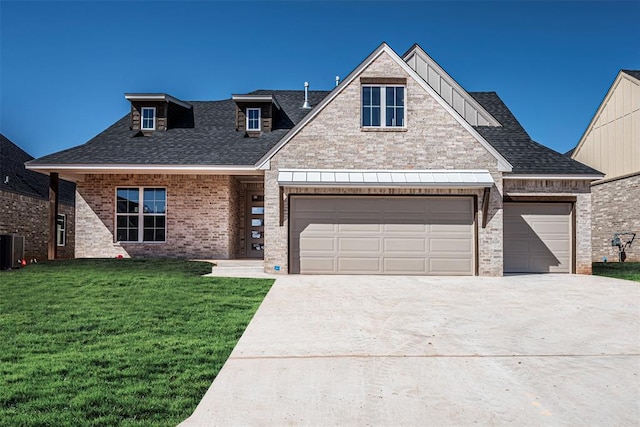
[265,51,504,276]
[503,179,593,274]
[75,174,238,259]
[0,189,75,261]
[591,174,640,262]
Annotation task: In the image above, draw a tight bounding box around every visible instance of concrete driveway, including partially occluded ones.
[181,274,639,426]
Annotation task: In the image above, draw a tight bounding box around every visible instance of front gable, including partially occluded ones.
[264,43,511,173]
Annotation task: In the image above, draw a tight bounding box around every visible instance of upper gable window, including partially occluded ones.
[362,85,405,128]
[247,108,261,131]
[141,107,156,130]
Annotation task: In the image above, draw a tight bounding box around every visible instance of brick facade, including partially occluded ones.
[0,189,75,261]
[264,51,505,276]
[590,174,640,262]
[503,179,593,274]
[75,174,245,259]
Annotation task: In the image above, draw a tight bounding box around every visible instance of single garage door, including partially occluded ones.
[290,196,474,275]
[504,203,572,273]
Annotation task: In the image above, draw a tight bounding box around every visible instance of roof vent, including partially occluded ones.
[335,76,340,87]
[302,82,311,109]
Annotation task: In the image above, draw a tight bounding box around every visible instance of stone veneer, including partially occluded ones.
[0,189,75,261]
[503,179,593,274]
[75,174,241,259]
[590,173,640,262]
[264,51,504,276]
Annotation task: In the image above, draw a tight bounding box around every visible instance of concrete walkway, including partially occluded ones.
[180,274,640,426]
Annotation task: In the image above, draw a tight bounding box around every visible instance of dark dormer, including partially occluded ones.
[124,93,193,133]
[232,94,281,137]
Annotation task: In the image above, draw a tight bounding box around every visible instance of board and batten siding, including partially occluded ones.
[573,72,640,180]
[404,47,499,127]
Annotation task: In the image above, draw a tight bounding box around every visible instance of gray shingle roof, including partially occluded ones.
[469,92,601,175]
[0,134,75,204]
[30,90,330,166]
[622,69,640,80]
[29,88,600,176]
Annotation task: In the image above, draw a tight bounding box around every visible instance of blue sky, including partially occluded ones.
[1,1,638,159]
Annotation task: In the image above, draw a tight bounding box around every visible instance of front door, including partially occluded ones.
[246,191,265,258]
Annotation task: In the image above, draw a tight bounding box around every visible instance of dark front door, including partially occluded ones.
[246,191,264,258]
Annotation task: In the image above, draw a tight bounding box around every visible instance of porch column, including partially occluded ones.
[48,172,59,260]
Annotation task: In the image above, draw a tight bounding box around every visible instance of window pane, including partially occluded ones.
[386,87,394,105]
[117,189,139,213]
[371,87,380,105]
[363,87,371,105]
[363,107,371,126]
[397,108,404,126]
[396,87,404,106]
[386,107,394,127]
[372,107,380,126]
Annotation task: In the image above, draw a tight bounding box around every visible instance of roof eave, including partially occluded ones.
[25,163,263,177]
[503,174,605,180]
[124,93,192,109]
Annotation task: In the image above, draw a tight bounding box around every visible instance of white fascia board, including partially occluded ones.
[255,43,513,173]
[503,174,604,180]
[124,93,192,109]
[232,94,281,110]
[25,164,263,176]
[402,44,501,127]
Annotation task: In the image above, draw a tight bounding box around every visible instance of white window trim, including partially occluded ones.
[115,187,167,243]
[56,214,66,247]
[246,108,261,131]
[361,85,406,128]
[141,107,156,130]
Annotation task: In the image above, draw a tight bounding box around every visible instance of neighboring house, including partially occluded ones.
[0,134,75,261]
[27,43,602,275]
[571,70,640,262]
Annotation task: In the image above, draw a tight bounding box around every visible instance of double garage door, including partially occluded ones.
[290,196,475,275]
[503,203,572,273]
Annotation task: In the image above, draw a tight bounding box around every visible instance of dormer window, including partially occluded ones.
[141,107,156,130]
[247,108,261,131]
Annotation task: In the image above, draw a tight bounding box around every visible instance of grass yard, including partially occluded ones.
[593,262,640,282]
[0,259,273,426]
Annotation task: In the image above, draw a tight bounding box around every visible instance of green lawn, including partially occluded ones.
[593,262,640,282]
[0,259,273,426]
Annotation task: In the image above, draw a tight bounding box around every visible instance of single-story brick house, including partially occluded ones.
[570,69,640,262]
[27,43,602,275]
[1,134,75,261]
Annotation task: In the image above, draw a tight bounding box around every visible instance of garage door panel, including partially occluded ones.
[299,236,335,251]
[429,258,474,274]
[384,237,427,253]
[338,237,381,252]
[338,223,382,232]
[383,223,428,233]
[300,257,336,273]
[383,258,427,273]
[292,196,474,275]
[429,238,473,252]
[504,203,572,274]
[338,257,381,273]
